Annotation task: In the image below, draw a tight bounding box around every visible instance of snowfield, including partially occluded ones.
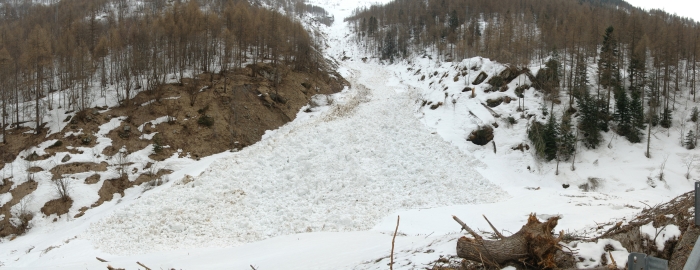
[1,0,698,269]
[86,61,508,255]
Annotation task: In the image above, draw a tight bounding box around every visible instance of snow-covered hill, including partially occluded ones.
[0,0,697,269]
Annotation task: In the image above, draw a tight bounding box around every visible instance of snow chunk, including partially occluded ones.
[568,239,629,269]
[97,117,126,136]
[138,116,172,132]
[64,129,84,137]
[140,132,158,140]
[640,222,680,251]
[0,193,12,207]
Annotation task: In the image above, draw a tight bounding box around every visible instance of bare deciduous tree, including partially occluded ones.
[52,178,72,202]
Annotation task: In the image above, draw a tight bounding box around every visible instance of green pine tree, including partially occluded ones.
[630,90,645,129]
[544,114,559,161]
[660,107,673,128]
[686,130,696,149]
[612,87,640,142]
[448,10,459,32]
[381,30,397,62]
[573,53,589,99]
[597,95,610,132]
[528,121,547,158]
[577,91,602,149]
[558,114,576,161]
[613,88,630,134]
[599,26,621,90]
[598,26,619,127]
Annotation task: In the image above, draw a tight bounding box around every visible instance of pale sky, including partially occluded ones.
[626,0,700,22]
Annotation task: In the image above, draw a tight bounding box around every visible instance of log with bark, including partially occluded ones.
[453,214,576,269]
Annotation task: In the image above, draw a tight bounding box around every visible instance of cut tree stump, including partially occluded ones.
[454,214,574,269]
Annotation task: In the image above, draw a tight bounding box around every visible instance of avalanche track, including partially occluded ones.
[86,61,508,255]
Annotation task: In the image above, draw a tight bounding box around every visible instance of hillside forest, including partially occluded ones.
[0,0,330,148]
[350,0,700,159]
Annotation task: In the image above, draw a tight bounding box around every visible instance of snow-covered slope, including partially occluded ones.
[1,0,697,269]
[85,62,507,255]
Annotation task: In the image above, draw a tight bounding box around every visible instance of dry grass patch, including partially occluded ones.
[0,180,38,237]
[41,197,73,217]
[50,162,108,180]
[85,174,101,184]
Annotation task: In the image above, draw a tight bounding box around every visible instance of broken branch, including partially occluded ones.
[452,215,483,241]
[483,214,505,239]
[136,261,151,270]
[390,215,400,270]
[597,221,623,239]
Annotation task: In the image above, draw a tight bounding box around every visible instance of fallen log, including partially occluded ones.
[454,214,573,269]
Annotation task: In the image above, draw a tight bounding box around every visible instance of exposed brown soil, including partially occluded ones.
[0,178,11,193]
[0,180,38,237]
[0,127,51,165]
[132,169,173,185]
[99,63,346,160]
[73,206,89,218]
[93,177,131,207]
[45,143,85,156]
[26,167,43,173]
[85,174,101,184]
[92,169,173,208]
[41,197,74,217]
[50,162,109,180]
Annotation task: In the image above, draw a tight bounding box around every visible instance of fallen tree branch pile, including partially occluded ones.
[440,191,698,270]
[453,214,574,269]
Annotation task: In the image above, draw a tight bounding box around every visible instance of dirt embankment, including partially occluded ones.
[103,63,346,159]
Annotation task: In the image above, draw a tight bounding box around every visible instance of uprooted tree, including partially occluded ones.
[452,214,584,269]
[448,191,700,270]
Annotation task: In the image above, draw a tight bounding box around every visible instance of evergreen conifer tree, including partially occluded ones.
[691,107,698,123]
[613,88,630,134]
[630,90,645,129]
[660,107,673,128]
[528,121,547,158]
[449,10,459,32]
[558,114,576,160]
[544,114,559,161]
[686,130,696,149]
[573,53,589,99]
[612,87,640,142]
[577,91,602,148]
[381,30,397,62]
[597,96,610,132]
[598,26,620,115]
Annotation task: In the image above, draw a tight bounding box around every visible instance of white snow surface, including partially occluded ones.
[640,222,681,251]
[137,116,172,132]
[567,239,629,269]
[1,0,698,268]
[86,61,508,255]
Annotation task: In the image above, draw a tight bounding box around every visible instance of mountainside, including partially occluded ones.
[1,0,700,269]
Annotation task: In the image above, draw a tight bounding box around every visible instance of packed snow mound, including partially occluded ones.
[86,63,508,255]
